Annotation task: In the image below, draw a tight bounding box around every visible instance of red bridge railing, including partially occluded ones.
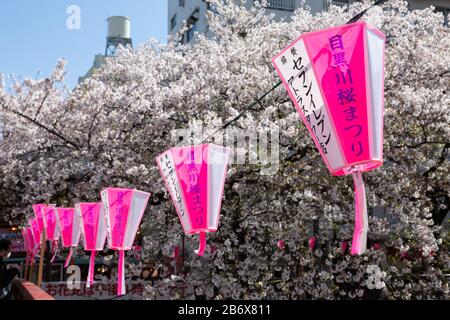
[11,279,55,300]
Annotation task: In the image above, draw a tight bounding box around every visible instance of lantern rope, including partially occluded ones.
[143,0,389,183]
[20,1,389,297]
[194,0,389,146]
[101,0,390,264]
[132,0,390,261]
[195,0,389,145]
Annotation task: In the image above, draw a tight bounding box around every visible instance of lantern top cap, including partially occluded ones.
[298,21,385,41]
[101,187,151,196]
[158,143,229,156]
[75,202,102,206]
[32,203,47,208]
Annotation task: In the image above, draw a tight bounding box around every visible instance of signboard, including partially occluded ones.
[42,281,194,300]
[0,229,24,252]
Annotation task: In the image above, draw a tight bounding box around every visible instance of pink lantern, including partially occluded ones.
[101,187,151,296]
[309,236,317,252]
[372,243,381,250]
[56,208,81,268]
[21,228,29,252]
[76,203,107,288]
[29,218,41,249]
[21,228,29,267]
[156,144,231,257]
[272,21,386,255]
[22,227,35,265]
[27,227,38,264]
[43,206,60,262]
[32,204,47,234]
[28,218,42,265]
[341,241,349,253]
[173,246,180,259]
[277,240,286,251]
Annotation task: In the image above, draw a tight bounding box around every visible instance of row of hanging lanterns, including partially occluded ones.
[20,21,386,294]
[21,144,231,296]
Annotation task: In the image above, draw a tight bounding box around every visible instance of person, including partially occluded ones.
[0,239,20,300]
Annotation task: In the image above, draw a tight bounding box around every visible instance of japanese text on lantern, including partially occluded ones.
[114,192,125,245]
[329,34,363,158]
[273,39,343,170]
[160,152,186,218]
[47,209,54,225]
[102,191,111,244]
[85,205,95,246]
[187,150,203,228]
[282,45,332,154]
[63,210,71,229]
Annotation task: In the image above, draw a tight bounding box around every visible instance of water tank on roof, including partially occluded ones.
[107,16,131,39]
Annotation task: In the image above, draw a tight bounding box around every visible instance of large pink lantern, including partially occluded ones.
[272,21,386,255]
[42,206,60,262]
[76,203,107,288]
[56,208,81,268]
[156,144,230,257]
[100,188,151,296]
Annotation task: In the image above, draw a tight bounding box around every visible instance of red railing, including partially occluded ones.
[11,279,55,300]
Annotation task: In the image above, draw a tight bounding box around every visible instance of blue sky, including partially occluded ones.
[0,0,168,89]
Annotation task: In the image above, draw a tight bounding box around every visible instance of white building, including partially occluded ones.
[78,16,132,85]
[168,0,449,44]
[78,54,107,84]
[168,0,332,43]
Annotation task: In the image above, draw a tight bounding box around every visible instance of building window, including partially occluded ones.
[171,14,177,30]
[185,11,199,43]
[183,10,200,43]
[435,6,449,26]
[328,0,350,9]
[266,0,296,11]
[206,2,219,14]
[179,0,185,7]
[186,22,198,43]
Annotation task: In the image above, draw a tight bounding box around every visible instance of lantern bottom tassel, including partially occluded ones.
[31,248,39,265]
[117,250,126,296]
[50,240,58,263]
[87,251,96,288]
[351,171,369,255]
[64,247,73,268]
[195,232,207,257]
[25,252,29,265]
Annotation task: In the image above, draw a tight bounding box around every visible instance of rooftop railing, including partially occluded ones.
[266,0,296,11]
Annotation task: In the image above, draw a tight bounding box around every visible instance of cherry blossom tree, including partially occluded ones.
[0,0,448,299]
